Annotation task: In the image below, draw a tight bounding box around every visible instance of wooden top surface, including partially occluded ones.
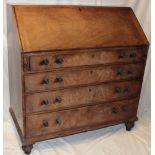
[14,5,149,52]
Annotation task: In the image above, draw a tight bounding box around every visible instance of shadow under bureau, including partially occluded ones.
[7,5,149,154]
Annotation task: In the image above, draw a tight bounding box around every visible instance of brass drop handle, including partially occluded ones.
[114,87,121,93]
[42,79,49,85]
[130,52,137,58]
[55,57,64,64]
[42,100,49,106]
[112,107,119,114]
[55,96,62,103]
[55,76,63,83]
[122,105,128,112]
[43,121,48,127]
[56,117,62,125]
[42,59,49,65]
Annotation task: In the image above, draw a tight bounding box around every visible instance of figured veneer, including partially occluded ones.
[23,47,147,72]
[24,63,144,93]
[7,5,149,154]
[25,80,141,114]
[26,98,138,137]
[14,6,148,52]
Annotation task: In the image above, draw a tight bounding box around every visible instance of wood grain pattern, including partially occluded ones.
[25,80,141,114]
[14,5,149,52]
[7,5,149,152]
[23,47,147,72]
[26,98,138,137]
[24,63,145,93]
[7,5,24,134]
[10,104,137,145]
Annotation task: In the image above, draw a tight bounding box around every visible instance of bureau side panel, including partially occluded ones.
[7,5,24,135]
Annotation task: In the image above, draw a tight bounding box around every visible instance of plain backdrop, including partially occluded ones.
[3,0,151,155]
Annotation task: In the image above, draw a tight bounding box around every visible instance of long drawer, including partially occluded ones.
[25,80,141,114]
[26,98,138,137]
[24,63,145,93]
[23,47,147,72]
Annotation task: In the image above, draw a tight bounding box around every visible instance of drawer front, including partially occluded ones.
[24,63,144,93]
[25,80,141,113]
[26,98,138,137]
[25,48,147,72]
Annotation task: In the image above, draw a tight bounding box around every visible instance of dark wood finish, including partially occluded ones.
[125,121,135,131]
[22,145,33,155]
[24,63,145,93]
[24,47,147,72]
[7,5,149,154]
[14,5,148,52]
[26,98,138,137]
[25,80,141,114]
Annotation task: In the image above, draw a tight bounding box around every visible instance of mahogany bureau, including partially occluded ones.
[7,5,149,154]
